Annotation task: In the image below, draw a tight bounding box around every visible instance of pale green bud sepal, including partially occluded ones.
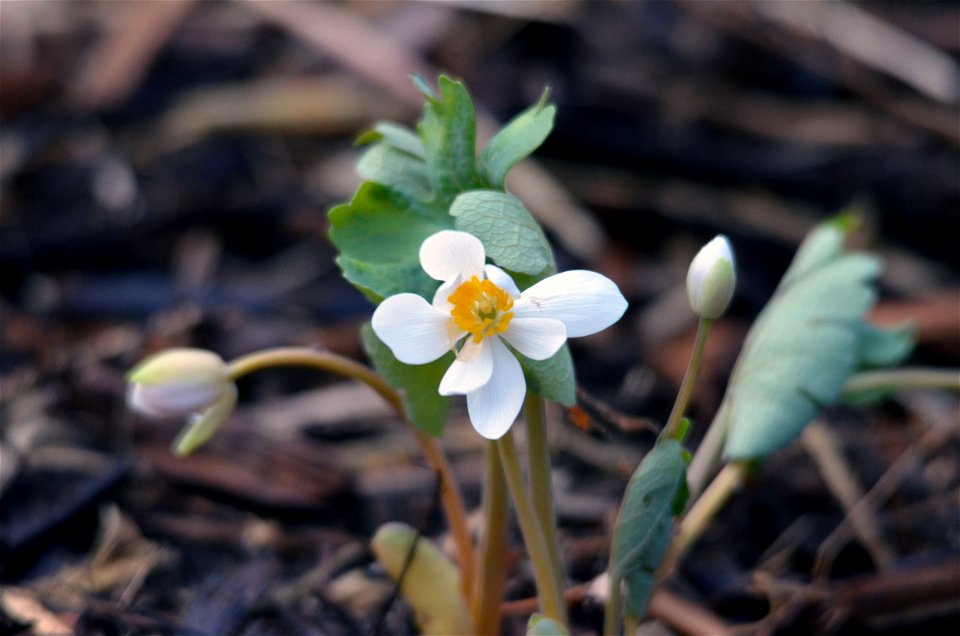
[172,383,238,455]
[686,235,736,320]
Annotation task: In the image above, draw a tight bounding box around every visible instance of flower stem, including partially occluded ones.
[657,460,747,580]
[685,398,731,505]
[603,570,623,636]
[415,431,475,604]
[662,318,711,441]
[471,441,509,636]
[841,367,960,396]
[227,347,404,412]
[497,429,567,625]
[686,367,960,503]
[225,347,475,603]
[524,393,565,597]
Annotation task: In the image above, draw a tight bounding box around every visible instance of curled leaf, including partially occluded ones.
[371,522,472,635]
[609,440,689,619]
[721,219,912,460]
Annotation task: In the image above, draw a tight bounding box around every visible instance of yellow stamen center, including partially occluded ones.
[448,276,515,344]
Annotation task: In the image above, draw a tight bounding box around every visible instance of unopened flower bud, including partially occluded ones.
[127,348,236,454]
[686,235,736,320]
[127,348,229,417]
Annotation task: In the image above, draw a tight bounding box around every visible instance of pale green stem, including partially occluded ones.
[603,567,624,636]
[225,347,475,604]
[662,318,712,441]
[685,398,731,506]
[686,366,959,504]
[657,461,747,581]
[497,429,567,624]
[471,441,509,636]
[841,367,960,396]
[524,393,565,597]
[602,319,714,634]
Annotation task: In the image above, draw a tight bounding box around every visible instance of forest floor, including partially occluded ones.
[1,2,958,634]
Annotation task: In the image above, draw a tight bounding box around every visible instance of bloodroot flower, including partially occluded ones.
[127,348,237,455]
[686,235,736,320]
[372,230,627,439]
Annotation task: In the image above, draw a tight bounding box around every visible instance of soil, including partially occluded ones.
[1,2,958,635]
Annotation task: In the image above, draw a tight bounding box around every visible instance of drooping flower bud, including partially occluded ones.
[686,235,736,320]
[127,348,229,416]
[126,348,236,454]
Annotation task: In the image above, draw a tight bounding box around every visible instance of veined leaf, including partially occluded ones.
[610,440,689,618]
[721,219,910,460]
[450,190,555,277]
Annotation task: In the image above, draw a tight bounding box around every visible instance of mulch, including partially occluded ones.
[1,2,957,634]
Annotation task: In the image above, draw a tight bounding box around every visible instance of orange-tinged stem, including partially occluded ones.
[226,347,475,604]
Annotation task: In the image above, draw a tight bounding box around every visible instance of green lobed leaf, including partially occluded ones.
[357,121,425,158]
[331,76,576,437]
[610,440,689,619]
[721,220,897,460]
[336,255,434,304]
[517,343,576,407]
[329,182,451,301]
[417,76,485,205]
[838,322,916,406]
[479,94,556,189]
[776,216,848,289]
[411,74,437,100]
[450,190,555,277]
[361,323,451,436]
[856,322,915,369]
[356,143,431,201]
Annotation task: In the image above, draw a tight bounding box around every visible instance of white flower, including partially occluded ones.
[127,348,237,455]
[372,230,627,439]
[686,235,736,320]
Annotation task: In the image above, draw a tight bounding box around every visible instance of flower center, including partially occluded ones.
[448,276,514,344]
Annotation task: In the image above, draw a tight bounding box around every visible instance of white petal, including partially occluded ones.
[439,339,494,395]
[514,270,627,337]
[127,380,223,418]
[371,293,452,364]
[431,275,468,346]
[484,265,521,298]
[432,274,461,312]
[419,230,485,282]
[466,337,525,440]
[502,317,566,360]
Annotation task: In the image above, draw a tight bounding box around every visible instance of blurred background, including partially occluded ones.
[1,1,958,634]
